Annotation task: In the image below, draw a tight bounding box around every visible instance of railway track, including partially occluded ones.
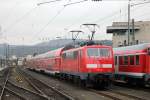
[0,67,49,100]
[14,66,150,100]
[17,67,75,100]
[90,89,146,100]
[114,82,150,93]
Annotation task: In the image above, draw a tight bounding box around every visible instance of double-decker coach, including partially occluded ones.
[27,48,63,75]
[114,43,150,86]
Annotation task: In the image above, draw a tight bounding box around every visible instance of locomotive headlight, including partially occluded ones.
[87,64,97,68]
[102,64,112,68]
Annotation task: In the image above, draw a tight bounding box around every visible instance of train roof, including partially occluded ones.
[32,48,64,59]
[30,44,112,59]
[62,45,112,53]
[113,43,150,54]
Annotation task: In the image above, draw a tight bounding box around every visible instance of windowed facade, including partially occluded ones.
[118,55,140,66]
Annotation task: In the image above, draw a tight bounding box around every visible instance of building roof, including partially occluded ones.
[32,47,64,59]
[107,22,140,33]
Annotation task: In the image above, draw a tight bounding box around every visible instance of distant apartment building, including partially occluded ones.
[107,21,150,47]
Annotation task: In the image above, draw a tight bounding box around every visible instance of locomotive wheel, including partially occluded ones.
[93,81,105,89]
[73,76,79,84]
[136,79,145,87]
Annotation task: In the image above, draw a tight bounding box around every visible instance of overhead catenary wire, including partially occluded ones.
[68,0,149,28]
[1,1,21,24]
[2,0,150,44]
[64,0,88,7]
[35,6,66,37]
[37,0,63,6]
[61,0,150,40]
[4,6,38,33]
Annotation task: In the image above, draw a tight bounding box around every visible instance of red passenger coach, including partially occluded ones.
[26,48,63,75]
[60,45,114,88]
[114,43,150,86]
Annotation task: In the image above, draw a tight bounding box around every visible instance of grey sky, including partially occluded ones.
[0,0,150,45]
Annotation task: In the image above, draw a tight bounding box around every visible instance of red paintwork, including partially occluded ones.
[26,45,114,75]
[114,43,150,74]
[61,45,114,74]
[27,48,63,73]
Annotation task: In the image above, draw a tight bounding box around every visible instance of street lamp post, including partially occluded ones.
[128,0,131,46]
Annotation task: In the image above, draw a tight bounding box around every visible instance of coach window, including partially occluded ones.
[130,55,134,65]
[136,55,140,65]
[119,56,123,65]
[115,56,117,65]
[123,56,128,65]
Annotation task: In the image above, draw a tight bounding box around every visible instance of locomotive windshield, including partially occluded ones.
[87,48,110,57]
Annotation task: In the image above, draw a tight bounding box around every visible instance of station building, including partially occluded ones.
[107,21,150,47]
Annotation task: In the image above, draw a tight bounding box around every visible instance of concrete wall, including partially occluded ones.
[111,21,150,47]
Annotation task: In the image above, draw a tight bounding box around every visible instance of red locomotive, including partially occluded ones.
[114,43,150,86]
[26,44,114,88]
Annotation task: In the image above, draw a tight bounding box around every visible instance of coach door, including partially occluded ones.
[146,48,150,73]
[115,55,119,73]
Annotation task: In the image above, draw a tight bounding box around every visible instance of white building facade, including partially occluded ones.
[107,21,150,47]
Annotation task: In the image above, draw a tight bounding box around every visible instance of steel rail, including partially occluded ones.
[6,80,49,100]
[90,89,146,100]
[90,89,122,100]
[0,67,49,100]
[108,89,146,100]
[0,68,10,100]
[17,70,49,98]
[18,67,75,100]
[2,86,27,100]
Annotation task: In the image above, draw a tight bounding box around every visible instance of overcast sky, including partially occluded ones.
[0,0,150,45]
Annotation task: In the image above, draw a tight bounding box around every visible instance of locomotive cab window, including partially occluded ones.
[100,48,110,57]
[87,48,99,57]
[87,48,110,57]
